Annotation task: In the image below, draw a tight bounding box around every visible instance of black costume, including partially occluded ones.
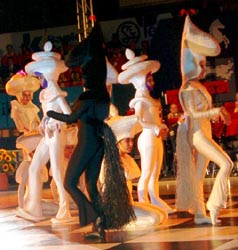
[47,23,135,238]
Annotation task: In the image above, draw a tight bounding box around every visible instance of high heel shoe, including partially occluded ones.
[84,216,105,240]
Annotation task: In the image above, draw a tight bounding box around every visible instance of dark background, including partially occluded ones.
[0,0,237,99]
[0,0,238,33]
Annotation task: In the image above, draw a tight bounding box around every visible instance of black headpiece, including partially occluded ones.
[65,22,107,91]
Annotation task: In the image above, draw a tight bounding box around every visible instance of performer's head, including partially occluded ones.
[181,15,221,83]
[20,90,32,105]
[6,70,40,104]
[25,41,68,82]
[118,48,160,91]
[65,22,108,96]
[106,115,141,155]
[145,72,155,92]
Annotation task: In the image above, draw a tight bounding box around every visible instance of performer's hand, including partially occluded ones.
[220,107,231,126]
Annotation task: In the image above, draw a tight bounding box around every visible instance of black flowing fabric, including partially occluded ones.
[101,123,136,229]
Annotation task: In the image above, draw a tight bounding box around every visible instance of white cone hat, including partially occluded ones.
[181,15,221,83]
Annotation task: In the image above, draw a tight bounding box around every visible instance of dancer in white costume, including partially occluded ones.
[99,115,168,227]
[16,41,73,224]
[118,49,175,214]
[6,71,48,209]
[175,15,233,225]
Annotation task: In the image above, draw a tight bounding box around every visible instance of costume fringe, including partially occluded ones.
[101,123,136,229]
[175,119,198,214]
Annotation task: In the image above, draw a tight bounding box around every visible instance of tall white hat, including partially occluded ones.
[181,15,221,83]
[25,41,68,78]
[106,115,142,142]
[118,49,160,88]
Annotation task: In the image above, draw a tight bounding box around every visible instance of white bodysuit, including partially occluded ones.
[176,80,233,217]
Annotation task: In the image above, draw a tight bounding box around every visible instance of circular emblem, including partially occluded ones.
[116,21,140,47]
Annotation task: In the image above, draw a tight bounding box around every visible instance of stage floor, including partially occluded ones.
[0,177,238,250]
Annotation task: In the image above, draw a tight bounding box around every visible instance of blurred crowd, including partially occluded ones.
[0,36,150,92]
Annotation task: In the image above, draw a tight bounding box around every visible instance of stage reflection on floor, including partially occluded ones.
[0,177,238,250]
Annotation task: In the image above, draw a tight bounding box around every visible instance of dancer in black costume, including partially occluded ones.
[47,23,135,240]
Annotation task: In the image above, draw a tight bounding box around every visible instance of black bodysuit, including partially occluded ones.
[48,90,110,227]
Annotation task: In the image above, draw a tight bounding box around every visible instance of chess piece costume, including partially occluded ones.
[16,41,72,224]
[118,49,175,214]
[175,15,233,225]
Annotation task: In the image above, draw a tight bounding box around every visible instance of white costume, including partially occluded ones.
[16,41,72,224]
[99,115,168,227]
[118,49,175,214]
[6,72,48,209]
[176,15,233,225]
[50,125,78,210]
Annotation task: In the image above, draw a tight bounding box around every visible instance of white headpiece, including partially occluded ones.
[118,49,160,89]
[181,15,221,83]
[106,115,142,142]
[25,41,68,78]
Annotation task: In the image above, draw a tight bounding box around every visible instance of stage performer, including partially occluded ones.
[47,23,135,240]
[6,71,48,209]
[49,125,78,210]
[16,41,73,224]
[118,48,175,214]
[99,115,168,227]
[175,15,233,225]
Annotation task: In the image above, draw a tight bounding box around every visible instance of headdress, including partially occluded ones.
[181,15,221,83]
[65,22,107,91]
[106,115,142,142]
[25,41,68,78]
[6,71,40,101]
[118,49,160,89]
